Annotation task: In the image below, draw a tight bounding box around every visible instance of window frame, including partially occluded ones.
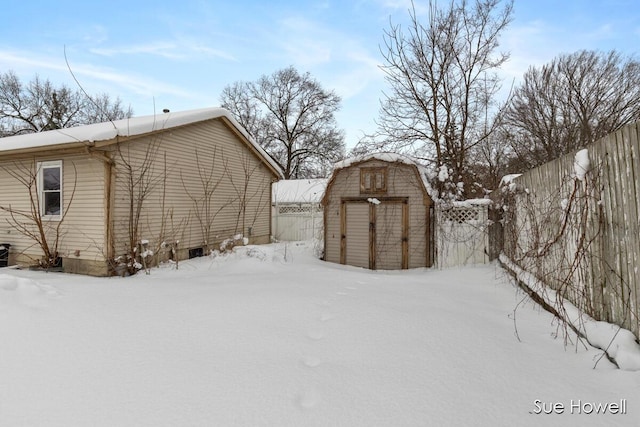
[38,160,63,220]
[360,167,387,194]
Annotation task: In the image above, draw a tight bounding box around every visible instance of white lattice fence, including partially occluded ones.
[436,201,490,268]
[272,203,324,242]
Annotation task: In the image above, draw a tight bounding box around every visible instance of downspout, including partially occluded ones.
[272,179,278,241]
[86,148,116,263]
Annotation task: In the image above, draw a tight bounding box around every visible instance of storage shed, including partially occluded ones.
[321,154,435,270]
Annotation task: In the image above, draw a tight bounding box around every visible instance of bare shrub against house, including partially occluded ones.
[0,159,77,269]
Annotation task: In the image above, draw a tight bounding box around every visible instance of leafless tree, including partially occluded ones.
[0,70,132,137]
[355,0,513,198]
[225,149,272,241]
[466,128,515,195]
[0,160,76,268]
[220,66,345,179]
[504,50,640,169]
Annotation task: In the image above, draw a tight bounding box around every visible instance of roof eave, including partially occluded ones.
[218,116,284,179]
[0,141,96,160]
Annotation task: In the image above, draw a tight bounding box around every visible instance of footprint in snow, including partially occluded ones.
[302,356,322,368]
[296,388,321,409]
[319,312,335,322]
[306,327,325,340]
[1,275,60,309]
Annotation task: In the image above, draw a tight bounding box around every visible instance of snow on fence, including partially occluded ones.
[272,179,326,242]
[502,122,640,338]
[272,203,323,242]
[436,199,490,268]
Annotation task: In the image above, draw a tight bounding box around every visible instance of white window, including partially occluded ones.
[38,160,62,219]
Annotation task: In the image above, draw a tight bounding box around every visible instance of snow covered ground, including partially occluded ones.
[1,242,638,426]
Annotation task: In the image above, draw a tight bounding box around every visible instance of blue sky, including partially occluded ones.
[1,0,639,150]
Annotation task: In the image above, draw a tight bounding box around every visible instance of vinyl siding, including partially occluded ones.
[324,167,359,264]
[108,119,276,259]
[375,202,403,270]
[344,202,369,268]
[0,154,107,266]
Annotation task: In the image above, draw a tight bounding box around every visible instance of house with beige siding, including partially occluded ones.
[0,107,282,276]
[321,154,435,270]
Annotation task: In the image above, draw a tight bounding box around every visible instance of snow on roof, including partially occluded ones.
[0,107,283,177]
[272,179,328,204]
[332,152,439,200]
[333,152,420,170]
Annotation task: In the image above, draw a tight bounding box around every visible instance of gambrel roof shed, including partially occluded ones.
[0,108,282,276]
[322,153,435,270]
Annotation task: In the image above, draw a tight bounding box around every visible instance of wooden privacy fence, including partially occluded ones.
[502,122,640,337]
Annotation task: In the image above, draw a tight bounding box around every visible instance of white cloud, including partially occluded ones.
[81,25,109,45]
[0,50,69,75]
[275,16,335,67]
[71,64,193,98]
[89,40,236,62]
[90,42,183,59]
[499,20,563,82]
[372,0,429,15]
[0,49,193,99]
[175,37,238,62]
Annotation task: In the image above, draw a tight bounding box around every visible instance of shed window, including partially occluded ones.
[360,167,387,194]
[38,160,62,219]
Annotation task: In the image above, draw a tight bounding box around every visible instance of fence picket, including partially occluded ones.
[504,123,640,337]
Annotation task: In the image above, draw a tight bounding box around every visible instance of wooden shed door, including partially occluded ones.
[343,202,370,268]
[375,202,404,270]
[341,199,408,270]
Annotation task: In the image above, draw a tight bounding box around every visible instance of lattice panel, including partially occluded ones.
[441,207,480,223]
[278,205,321,215]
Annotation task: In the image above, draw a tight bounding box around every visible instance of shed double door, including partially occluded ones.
[341,198,408,270]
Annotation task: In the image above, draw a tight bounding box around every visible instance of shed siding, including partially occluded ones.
[344,202,370,268]
[324,160,431,269]
[376,202,403,270]
[0,155,106,267]
[108,119,275,260]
